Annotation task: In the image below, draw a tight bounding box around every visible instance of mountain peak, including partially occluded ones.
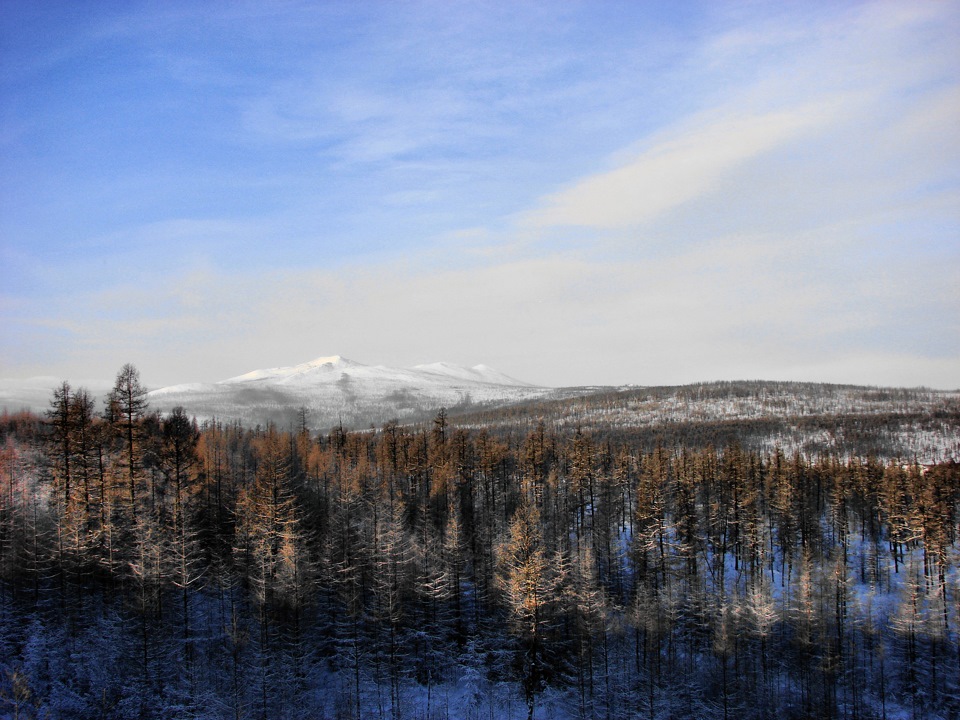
[304,355,350,368]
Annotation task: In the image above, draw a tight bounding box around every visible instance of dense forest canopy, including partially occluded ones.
[0,365,958,719]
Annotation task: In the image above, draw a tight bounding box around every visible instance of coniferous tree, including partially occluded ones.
[498,499,563,720]
[106,364,149,512]
[160,406,203,666]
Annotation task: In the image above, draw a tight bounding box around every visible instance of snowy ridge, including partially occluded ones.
[413,362,532,387]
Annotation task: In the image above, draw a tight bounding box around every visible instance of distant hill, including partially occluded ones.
[446,380,960,463]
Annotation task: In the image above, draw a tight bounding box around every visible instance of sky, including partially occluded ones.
[1,0,958,390]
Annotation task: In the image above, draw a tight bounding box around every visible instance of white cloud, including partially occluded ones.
[522,102,842,231]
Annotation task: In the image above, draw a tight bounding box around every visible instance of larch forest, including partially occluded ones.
[0,363,958,720]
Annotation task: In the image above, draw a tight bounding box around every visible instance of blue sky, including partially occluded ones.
[1,1,958,389]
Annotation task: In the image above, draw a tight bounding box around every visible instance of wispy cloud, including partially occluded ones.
[522,102,842,231]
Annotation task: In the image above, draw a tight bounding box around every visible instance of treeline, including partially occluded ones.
[0,365,958,719]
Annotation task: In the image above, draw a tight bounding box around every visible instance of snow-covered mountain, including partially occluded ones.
[216,355,532,389]
[148,355,555,429]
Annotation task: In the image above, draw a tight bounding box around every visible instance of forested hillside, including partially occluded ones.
[453,381,960,463]
[1,366,958,719]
